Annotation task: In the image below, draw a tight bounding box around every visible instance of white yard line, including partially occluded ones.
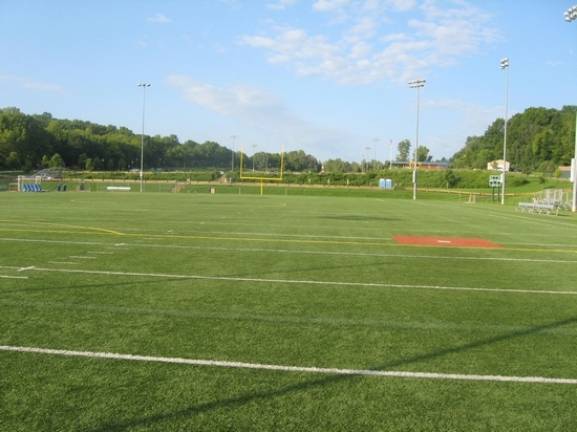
[0,345,575,385]
[0,275,28,279]
[195,230,394,241]
[0,237,575,264]
[68,256,97,260]
[1,265,576,296]
[17,266,35,272]
[48,261,80,265]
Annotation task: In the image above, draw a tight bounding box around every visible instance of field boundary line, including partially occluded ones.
[1,237,577,264]
[1,345,576,385]
[9,228,571,252]
[2,265,576,296]
[0,219,124,236]
[0,275,28,279]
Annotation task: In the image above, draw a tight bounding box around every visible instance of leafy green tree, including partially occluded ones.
[324,159,347,173]
[451,106,577,172]
[416,146,432,162]
[41,155,50,168]
[49,153,64,168]
[396,139,411,162]
[84,158,95,171]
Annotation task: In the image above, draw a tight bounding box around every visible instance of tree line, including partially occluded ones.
[452,106,577,173]
[2,106,574,175]
[0,108,320,172]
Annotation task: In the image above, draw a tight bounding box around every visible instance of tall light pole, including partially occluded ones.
[365,146,371,172]
[137,83,151,193]
[231,135,237,174]
[372,138,379,168]
[500,58,510,205]
[565,6,577,212]
[409,79,426,200]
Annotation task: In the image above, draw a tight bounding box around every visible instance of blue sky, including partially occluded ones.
[1,0,576,162]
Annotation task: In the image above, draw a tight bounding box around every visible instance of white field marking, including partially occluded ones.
[85,245,577,265]
[0,265,576,297]
[486,211,577,231]
[187,230,393,242]
[1,345,576,385]
[91,252,114,255]
[0,275,28,279]
[68,256,97,260]
[48,261,80,265]
[503,241,577,248]
[17,266,35,273]
[1,236,576,264]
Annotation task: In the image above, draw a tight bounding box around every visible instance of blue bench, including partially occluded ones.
[22,183,43,192]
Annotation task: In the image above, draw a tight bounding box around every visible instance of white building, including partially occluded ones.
[487,159,510,171]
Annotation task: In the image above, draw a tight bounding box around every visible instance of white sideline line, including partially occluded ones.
[0,275,28,279]
[195,230,394,242]
[68,256,97,260]
[0,237,576,264]
[48,261,80,265]
[1,345,576,385]
[18,266,35,272]
[0,265,576,296]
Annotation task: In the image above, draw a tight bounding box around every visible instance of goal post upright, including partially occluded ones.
[239,145,285,195]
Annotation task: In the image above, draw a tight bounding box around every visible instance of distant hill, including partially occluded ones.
[451,106,576,173]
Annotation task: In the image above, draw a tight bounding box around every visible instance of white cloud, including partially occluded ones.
[242,0,497,85]
[147,13,172,24]
[424,98,502,137]
[0,74,63,92]
[268,0,299,10]
[313,0,352,12]
[167,74,358,158]
[388,0,416,11]
[167,74,279,115]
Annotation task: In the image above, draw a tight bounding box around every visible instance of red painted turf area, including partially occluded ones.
[393,235,502,249]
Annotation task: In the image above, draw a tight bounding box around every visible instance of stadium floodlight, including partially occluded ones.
[408,79,426,200]
[137,83,151,193]
[564,6,577,212]
[566,6,577,22]
[500,58,510,205]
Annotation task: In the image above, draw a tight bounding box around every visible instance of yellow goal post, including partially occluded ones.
[239,146,285,195]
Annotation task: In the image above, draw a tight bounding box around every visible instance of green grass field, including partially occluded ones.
[1,191,577,431]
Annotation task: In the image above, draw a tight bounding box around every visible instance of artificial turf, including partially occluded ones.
[1,191,576,431]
